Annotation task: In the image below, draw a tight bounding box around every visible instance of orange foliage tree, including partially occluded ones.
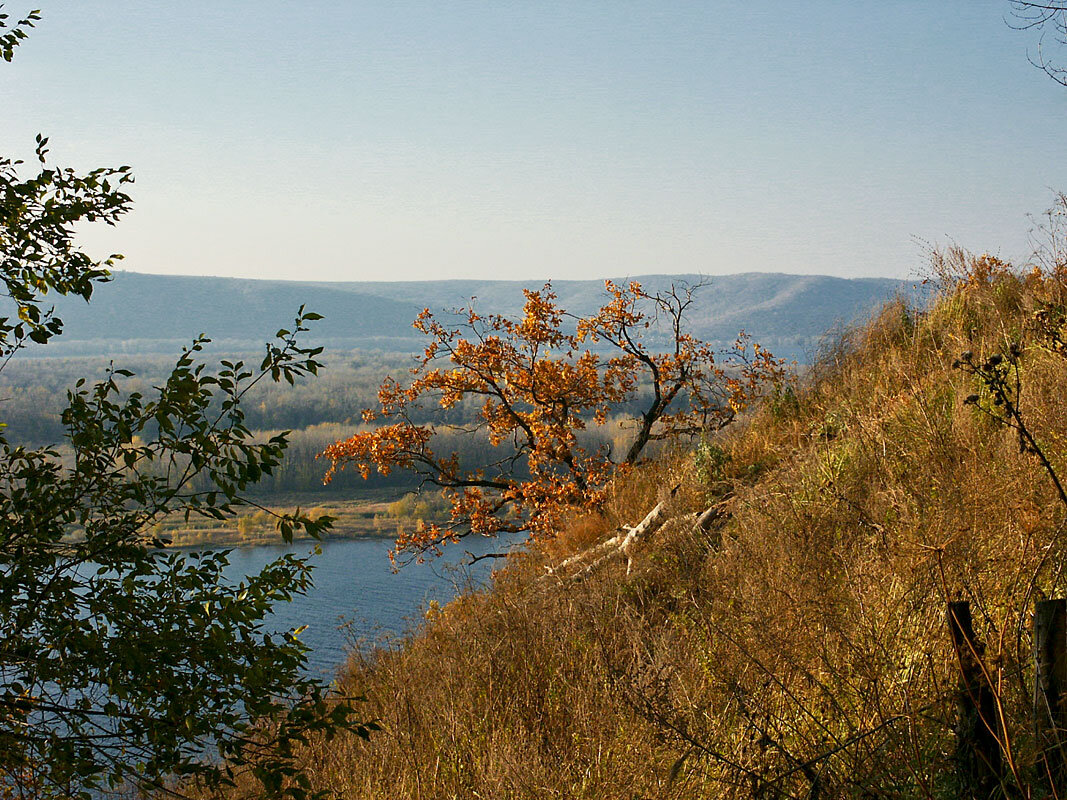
[322,281,785,558]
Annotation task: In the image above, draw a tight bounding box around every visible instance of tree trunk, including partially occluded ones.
[947,601,1002,797]
[1035,598,1067,791]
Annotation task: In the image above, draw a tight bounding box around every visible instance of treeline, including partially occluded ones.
[0,350,414,446]
[235,417,638,496]
[40,419,636,498]
[3,350,647,497]
[2,347,729,449]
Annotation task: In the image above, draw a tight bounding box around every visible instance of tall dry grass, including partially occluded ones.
[264,244,1067,798]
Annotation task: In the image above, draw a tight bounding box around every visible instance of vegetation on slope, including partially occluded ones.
[286,244,1067,797]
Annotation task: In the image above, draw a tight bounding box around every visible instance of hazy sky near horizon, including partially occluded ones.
[2,1,1066,283]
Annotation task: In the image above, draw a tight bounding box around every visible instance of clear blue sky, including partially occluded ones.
[2,1,1065,282]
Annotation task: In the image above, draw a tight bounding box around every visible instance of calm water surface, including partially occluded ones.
[213,534,520,679]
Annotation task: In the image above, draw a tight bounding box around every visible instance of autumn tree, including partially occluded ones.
[323,280,785,560]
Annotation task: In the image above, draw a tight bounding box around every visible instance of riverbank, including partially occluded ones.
[152,493,442,548]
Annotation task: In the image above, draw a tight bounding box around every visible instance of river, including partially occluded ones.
[214,533,521,679]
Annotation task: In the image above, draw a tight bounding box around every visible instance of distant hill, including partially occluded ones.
[35,271,921,361]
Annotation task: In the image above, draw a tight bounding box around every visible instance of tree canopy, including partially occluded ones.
[323,280,785,560]
[0,8,371,798]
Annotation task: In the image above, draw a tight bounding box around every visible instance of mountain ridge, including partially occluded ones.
[36,270,921,360]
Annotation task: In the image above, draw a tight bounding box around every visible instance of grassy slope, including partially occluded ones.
[295,254,1067,798]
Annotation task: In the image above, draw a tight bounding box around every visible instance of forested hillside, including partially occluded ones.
[33,270,917,360]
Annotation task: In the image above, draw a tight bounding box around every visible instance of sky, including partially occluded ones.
[2,1,1066,283]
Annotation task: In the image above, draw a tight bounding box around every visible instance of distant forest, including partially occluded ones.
[0,350,640,497]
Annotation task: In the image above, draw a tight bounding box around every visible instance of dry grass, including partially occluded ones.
[242,249,1067,797]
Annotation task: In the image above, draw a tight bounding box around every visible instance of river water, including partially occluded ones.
[214,534,520,679]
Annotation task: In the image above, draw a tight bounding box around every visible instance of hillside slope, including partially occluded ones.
[39,271,916,360]
[328,272,909,344]
[293,254,1067,798]
[45,272,426,353]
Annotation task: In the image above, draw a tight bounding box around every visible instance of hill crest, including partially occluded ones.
[37,270,919,360]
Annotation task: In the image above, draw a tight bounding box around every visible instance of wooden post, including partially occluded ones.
[1034,598,1067,789]
[947,601,1002,796]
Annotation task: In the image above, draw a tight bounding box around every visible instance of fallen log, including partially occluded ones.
[694,504,719,532]
[618,492,674,575]
[543,485,681,581]
[550,532,625,574]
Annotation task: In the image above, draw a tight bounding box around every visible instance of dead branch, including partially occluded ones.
[542,485,683,581]
[465,551,511,566]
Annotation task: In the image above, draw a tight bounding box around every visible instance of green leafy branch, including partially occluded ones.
[954,343,1067,510]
